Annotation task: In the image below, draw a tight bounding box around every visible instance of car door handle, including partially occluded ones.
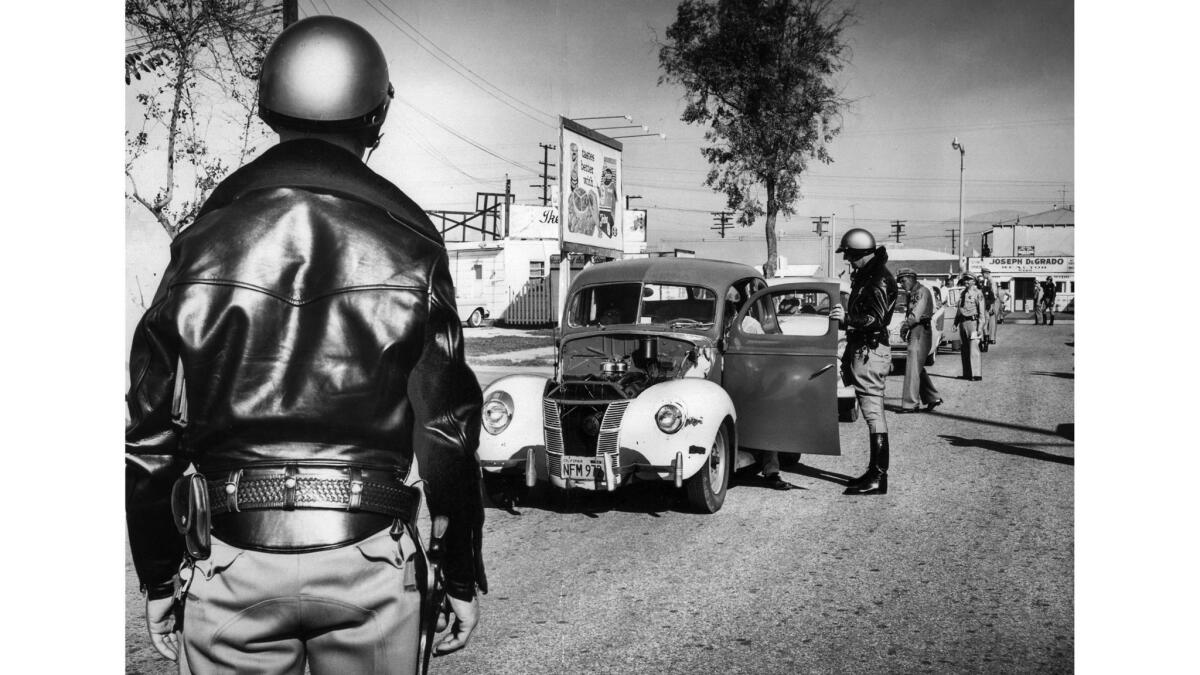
[811,364,834,379]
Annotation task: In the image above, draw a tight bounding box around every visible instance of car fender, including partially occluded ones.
[619,378,736,480]
[477,374,549,476]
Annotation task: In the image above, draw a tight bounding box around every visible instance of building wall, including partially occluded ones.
[991,224,1074,257]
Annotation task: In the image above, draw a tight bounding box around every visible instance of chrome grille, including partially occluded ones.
[596,401,629,456]
[543,399,560,427]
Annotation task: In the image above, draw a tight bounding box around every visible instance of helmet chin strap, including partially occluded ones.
[365,133,384,164]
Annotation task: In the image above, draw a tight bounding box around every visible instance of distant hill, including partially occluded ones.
[966,209,1027,224]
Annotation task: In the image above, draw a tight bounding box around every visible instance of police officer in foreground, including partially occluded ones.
[895,268,943,413]
[829,229,897,496]
[126,17,485,673]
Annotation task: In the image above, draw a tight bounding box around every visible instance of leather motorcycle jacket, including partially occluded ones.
[126,139,485,600]
[844,246,898,346]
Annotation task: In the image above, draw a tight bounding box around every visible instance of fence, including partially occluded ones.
[504,279,554,325]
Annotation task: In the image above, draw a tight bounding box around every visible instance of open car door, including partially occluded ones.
[723,281,841,456]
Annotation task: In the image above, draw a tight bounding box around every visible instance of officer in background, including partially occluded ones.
[955,274,986,380]
[126,17,485,673]
[895,269,943,413]
[1032,280,1044,324]
[1041,275,1058,325]
[980,268,999,346]
[830,229,897,496]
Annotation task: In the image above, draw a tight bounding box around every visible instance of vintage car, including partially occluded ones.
[888,284,946,366]
[475,258,842,513]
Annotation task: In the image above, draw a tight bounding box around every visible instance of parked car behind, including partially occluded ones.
[476,258,842,513]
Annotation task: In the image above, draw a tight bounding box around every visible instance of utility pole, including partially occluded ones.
[710,211,732,238]
[891,219,906,244]
[945,229,958,255]
[530,143,556,206]
[503,175,511,237]
[951,138,966,269]
[811,216,829,236]
[282,0,298,27]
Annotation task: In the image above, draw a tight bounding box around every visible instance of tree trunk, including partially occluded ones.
[763,176,779,278]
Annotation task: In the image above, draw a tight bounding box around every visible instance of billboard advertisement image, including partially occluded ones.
[560,117,623,257]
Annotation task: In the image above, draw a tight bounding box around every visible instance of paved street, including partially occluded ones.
[126,323,1073,674]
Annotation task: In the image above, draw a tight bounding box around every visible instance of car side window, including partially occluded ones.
[768,289,835,337]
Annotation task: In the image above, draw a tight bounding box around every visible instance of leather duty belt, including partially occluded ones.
[206,465,418,520]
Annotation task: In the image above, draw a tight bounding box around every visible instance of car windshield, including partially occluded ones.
[567,282,718,328]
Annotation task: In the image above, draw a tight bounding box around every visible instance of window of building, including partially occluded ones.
[529,260,546,278]
[472,262,483,280]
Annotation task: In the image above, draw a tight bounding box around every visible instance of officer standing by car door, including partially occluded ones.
[829,229,897,496]
[895,269,943,413]
[126,17,485,674]
[955,274,986,380]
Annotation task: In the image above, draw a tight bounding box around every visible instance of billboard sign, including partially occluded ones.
[560,117,623,257]
[624,208,647,243]
[508,204,559,239]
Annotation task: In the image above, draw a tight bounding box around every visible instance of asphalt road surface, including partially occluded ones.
[126,323,1074,674]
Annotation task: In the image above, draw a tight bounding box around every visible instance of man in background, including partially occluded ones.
[955,274,985,381]
[895,269,943,413]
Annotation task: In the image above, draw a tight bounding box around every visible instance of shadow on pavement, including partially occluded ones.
[924,409,1073,438]
[1031,370,1074,379]
[939,434,1074,466]
[785,463,852,486]
[1056,423,1074,441]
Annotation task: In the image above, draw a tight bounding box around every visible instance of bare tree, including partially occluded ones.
[126,0,282,239]
[658,0,854,277]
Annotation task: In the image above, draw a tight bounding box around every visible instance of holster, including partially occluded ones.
[171,473,212,561]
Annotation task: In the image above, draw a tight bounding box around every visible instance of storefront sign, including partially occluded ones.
[1017,245,1035,256]
[968,256,1074,274]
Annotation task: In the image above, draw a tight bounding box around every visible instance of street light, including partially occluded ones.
[951,137,966,270]
[591,124,649,132]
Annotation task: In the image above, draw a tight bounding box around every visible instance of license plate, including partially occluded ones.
[562,456,601,480]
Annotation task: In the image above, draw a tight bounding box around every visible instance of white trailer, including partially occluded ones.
[446,238,559,326]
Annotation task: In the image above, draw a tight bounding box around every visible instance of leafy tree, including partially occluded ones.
[659,0,854,277]
[125,1,281,239]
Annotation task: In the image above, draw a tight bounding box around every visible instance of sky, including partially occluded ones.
[125,0,1073,260]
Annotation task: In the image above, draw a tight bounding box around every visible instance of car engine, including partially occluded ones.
[553,334,705,401]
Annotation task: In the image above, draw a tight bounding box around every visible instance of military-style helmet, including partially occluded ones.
[836,228,877,256]
[258,16,393,142]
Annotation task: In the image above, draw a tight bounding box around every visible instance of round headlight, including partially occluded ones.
[482,392,513,435]
[655,403,684,434]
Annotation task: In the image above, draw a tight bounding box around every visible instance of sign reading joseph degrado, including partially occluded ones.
[969,256,1074,274]
[560,117,623,256]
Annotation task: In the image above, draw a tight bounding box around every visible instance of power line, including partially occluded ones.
[361,0,556,128]
[394,95,539,176]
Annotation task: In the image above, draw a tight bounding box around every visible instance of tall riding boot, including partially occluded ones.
[844,433,888,495]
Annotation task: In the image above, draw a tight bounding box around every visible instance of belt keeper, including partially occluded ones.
[283,465,299,509]
[348,467,364,512]
[224,469,243,513]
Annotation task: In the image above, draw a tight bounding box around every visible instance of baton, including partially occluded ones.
[417,515,449,675]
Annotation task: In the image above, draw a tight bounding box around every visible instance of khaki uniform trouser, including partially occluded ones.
[901,325,940,409]
[842,342,891,433]
[983,310,997,341]
[958,318,982,378]
[180,527,421,675]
